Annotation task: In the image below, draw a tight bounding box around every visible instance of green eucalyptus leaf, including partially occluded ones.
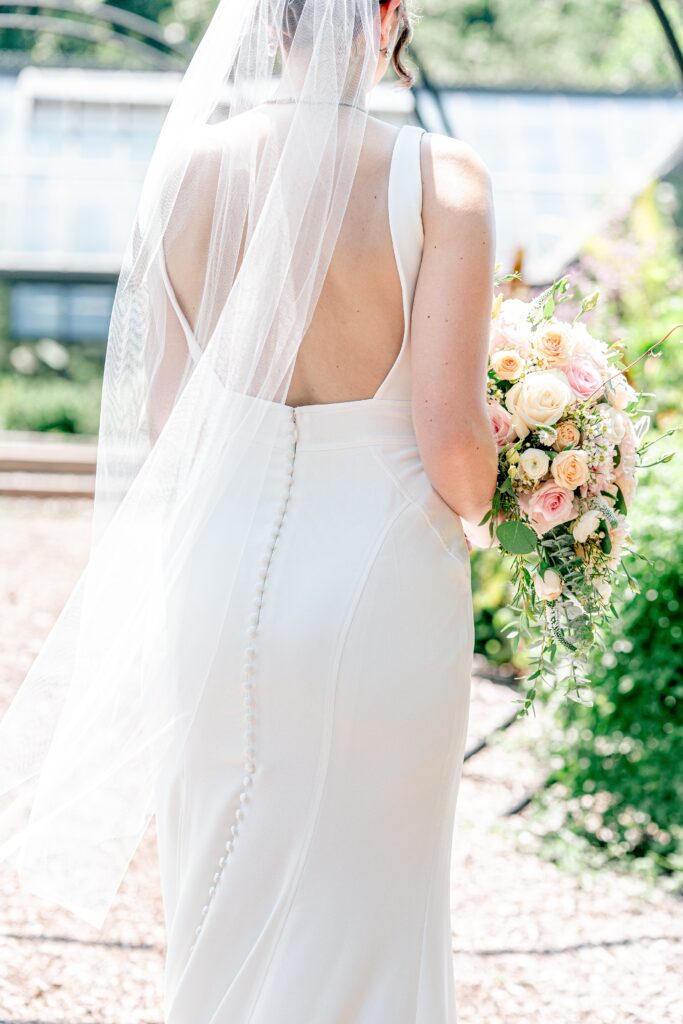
[600,523,612,553]
[496,520,538,555]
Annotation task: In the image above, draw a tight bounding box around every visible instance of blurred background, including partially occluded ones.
[0,3,682,1022]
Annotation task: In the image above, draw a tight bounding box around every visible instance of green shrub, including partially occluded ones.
[471,547,517,666]
[0,375,101,434]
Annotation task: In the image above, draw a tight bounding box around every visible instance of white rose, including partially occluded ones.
[604,405,626,445]
[510,413,530,441]
[551,448,590,489]
[519,447,550,481]
[533,568,563,601]
[491,348,525,381]
[572,509,602,544]
[505,370,574,436]
[594,578,612,601]
[605,374,637,411]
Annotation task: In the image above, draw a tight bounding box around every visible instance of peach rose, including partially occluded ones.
[553,420,581,451]
[519,479,578,536]
[534,321,575,369]
[491,348,525,381]
[551,448,590,489]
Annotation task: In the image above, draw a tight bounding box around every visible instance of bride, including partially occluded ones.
[0,1,497,1020]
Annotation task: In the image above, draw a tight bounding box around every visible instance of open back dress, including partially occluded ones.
[155,122,475,1024]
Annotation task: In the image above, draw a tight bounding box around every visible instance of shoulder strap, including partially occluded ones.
[159,250,204,364]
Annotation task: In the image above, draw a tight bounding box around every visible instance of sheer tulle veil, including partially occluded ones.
[0,0,382,928]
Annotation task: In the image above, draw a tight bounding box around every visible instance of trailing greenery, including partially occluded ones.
[531,441,683,885]
[472,177,683,672]
[511,185,683,880]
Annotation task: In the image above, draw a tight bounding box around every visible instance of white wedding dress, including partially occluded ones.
[155,123,474,1023]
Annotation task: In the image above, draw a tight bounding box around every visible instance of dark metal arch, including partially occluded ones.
[647,0,683,84]
[0,0,192,68]
[0,12,184,67]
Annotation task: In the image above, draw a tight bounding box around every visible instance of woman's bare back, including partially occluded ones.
[284,116,406,406]
[165,113,409,407]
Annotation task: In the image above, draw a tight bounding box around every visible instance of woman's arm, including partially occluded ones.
[410,132,498,530]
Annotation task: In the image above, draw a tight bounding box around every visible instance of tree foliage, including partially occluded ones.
[414,0,683,90]
[0,0,681,90]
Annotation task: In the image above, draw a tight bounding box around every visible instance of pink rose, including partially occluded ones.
[518,479,578,536]
[487,400,516,450]
[565,357,605,401]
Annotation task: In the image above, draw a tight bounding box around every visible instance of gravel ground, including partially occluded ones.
[1,497,681,1024]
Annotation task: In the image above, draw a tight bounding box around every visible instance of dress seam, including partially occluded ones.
[245,497,413,1023]
[413,667,471,1022]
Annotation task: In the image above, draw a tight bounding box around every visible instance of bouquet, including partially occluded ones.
[480,273,679,713]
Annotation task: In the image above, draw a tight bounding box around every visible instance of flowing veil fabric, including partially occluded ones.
[0,0,380,929]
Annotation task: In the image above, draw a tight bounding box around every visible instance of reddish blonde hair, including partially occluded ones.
[380,0,417,87]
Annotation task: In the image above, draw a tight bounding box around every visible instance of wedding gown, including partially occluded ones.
[155,122,475,1024]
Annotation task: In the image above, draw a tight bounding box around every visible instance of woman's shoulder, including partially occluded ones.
[419,131,493,224]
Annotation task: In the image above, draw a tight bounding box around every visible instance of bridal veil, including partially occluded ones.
[0,0,385,928]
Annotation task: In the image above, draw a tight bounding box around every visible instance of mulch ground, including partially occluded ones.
[1,497,681,1024]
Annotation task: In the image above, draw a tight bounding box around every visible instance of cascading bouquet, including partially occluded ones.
[481,273,679,714]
